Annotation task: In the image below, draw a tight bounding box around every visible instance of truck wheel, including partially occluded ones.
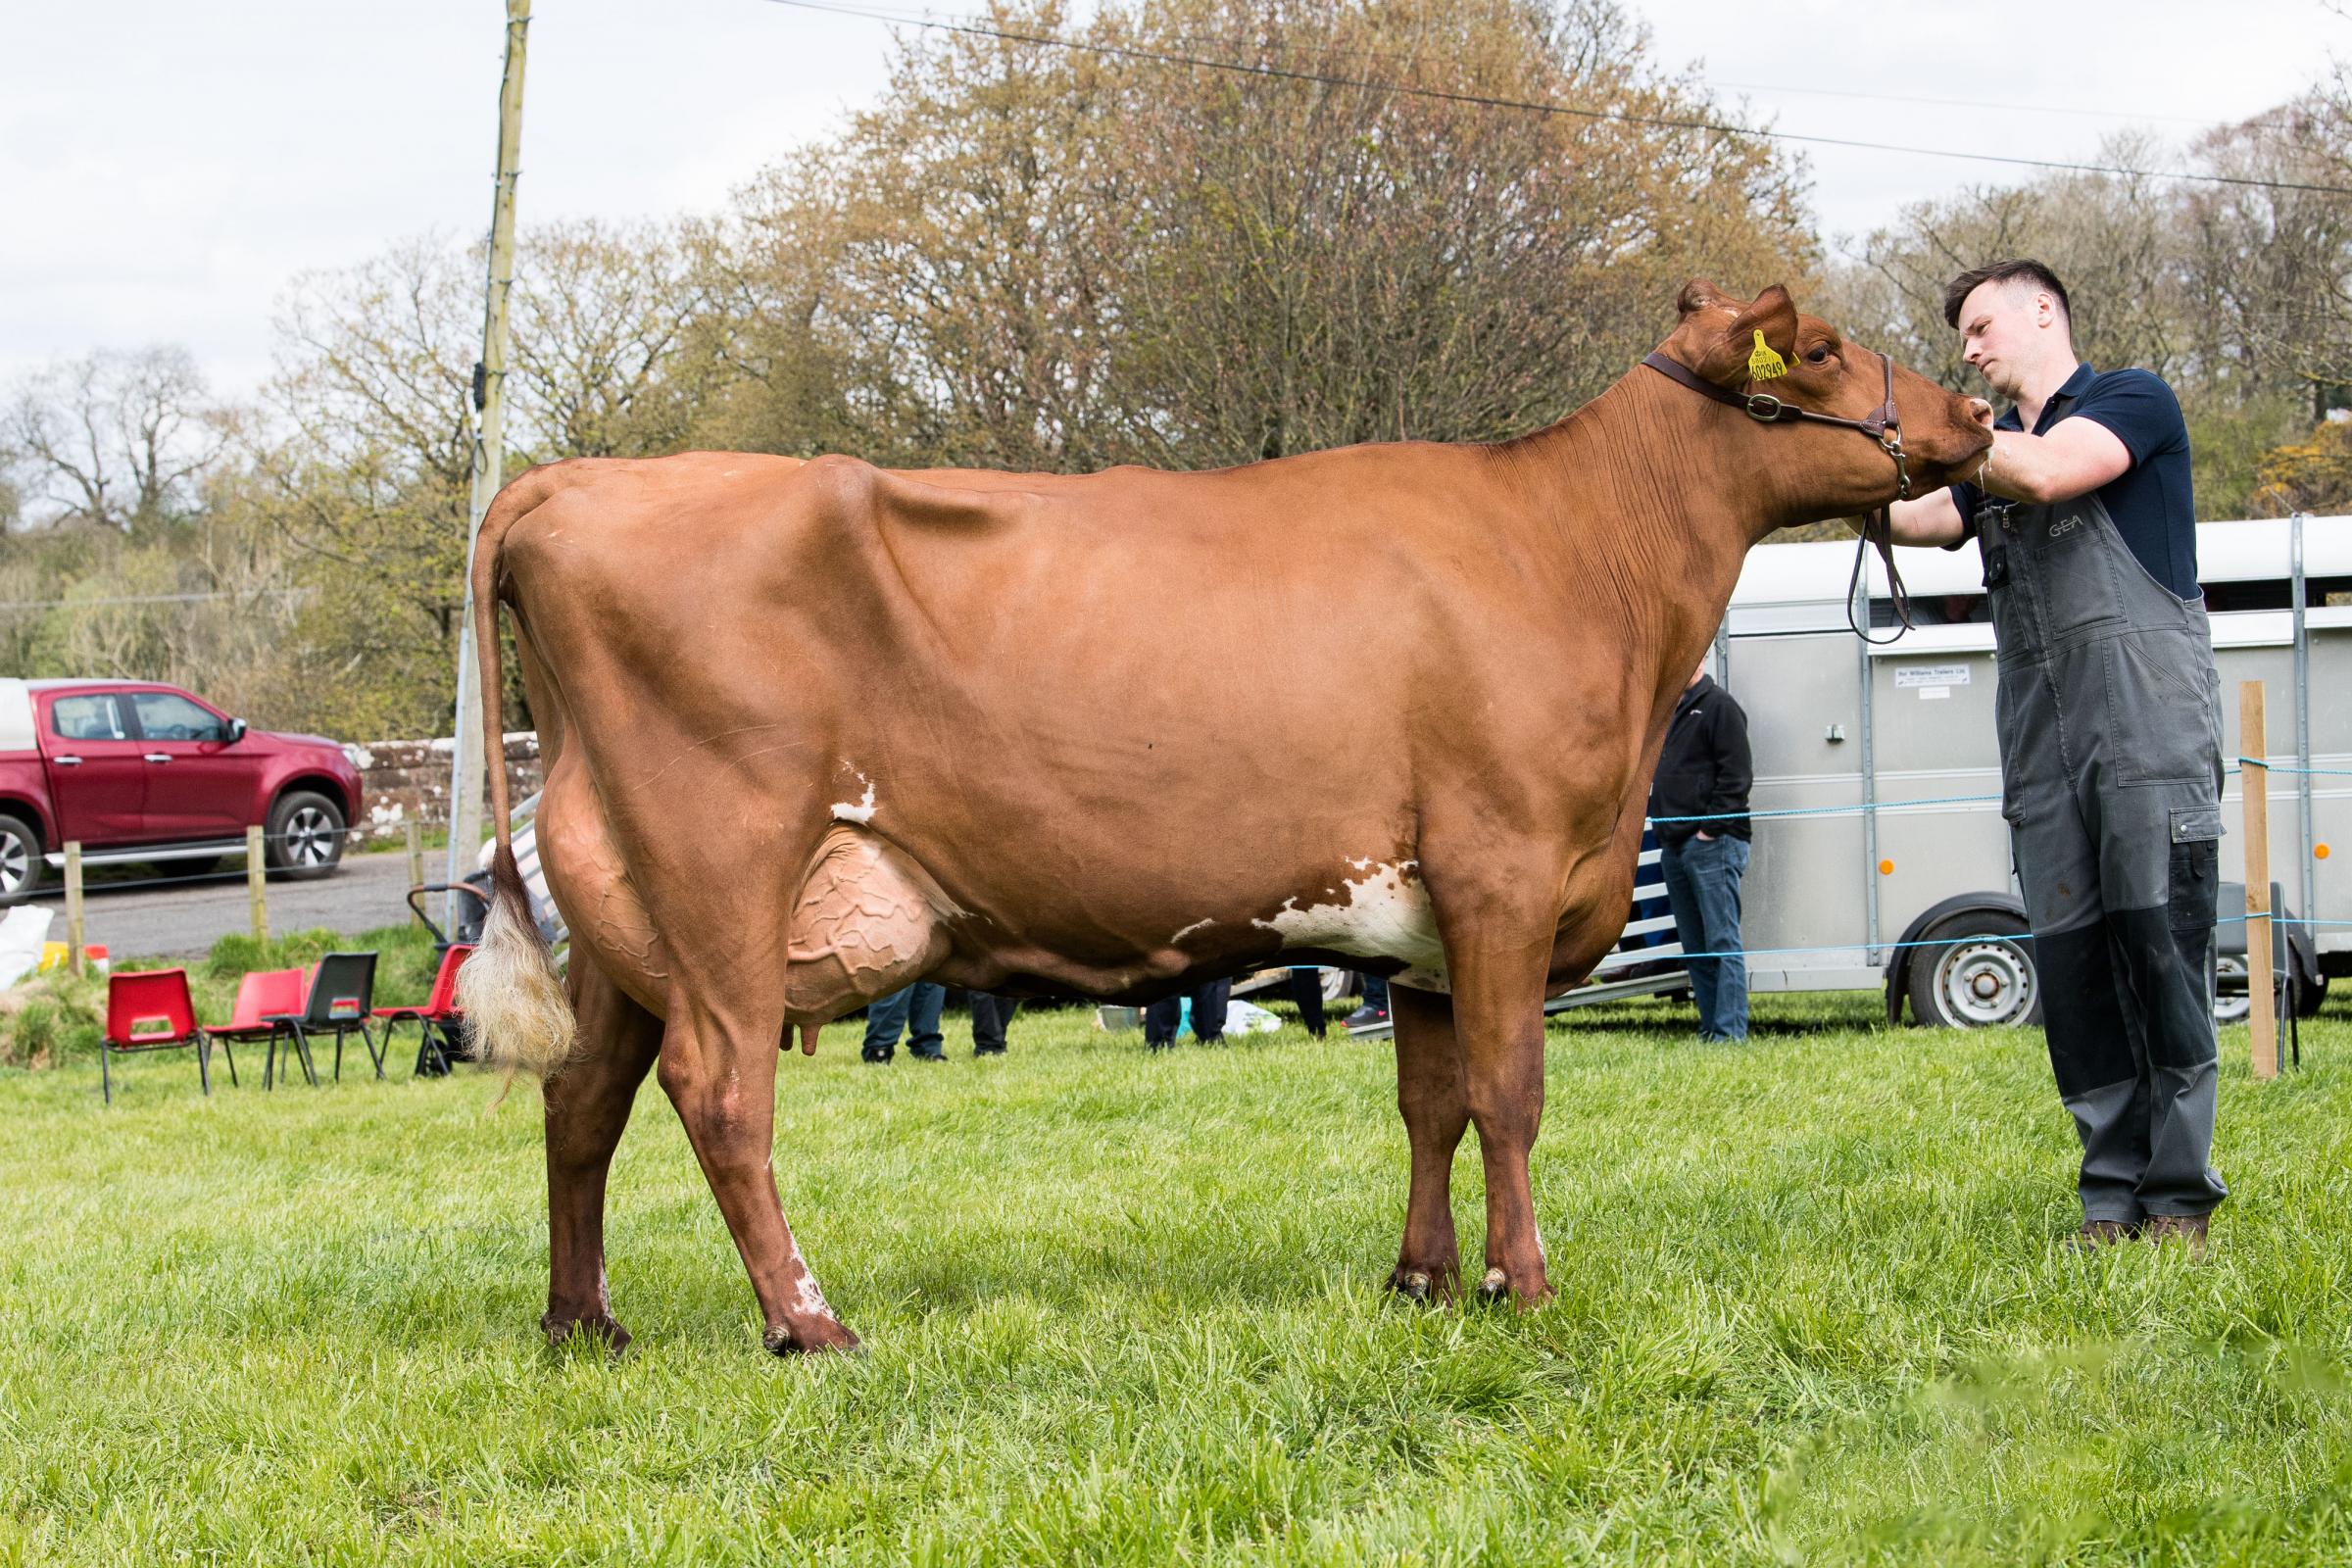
[1908,908,2039,1029]
[0,814,42,901]
[266,791,347,880]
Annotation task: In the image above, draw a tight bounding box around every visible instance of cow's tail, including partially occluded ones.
[454,472,577,1087]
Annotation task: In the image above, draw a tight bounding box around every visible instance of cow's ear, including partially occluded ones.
[1676,279,1729,317]
[1693,284,1801,387]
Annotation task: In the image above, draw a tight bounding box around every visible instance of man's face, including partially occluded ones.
[1955,278,2050,402]
[1689,658,1709,689]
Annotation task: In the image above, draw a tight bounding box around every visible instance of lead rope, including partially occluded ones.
[1845,353,1915,645]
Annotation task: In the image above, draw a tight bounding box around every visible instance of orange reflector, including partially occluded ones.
[2320,843,2333,860]
[1878,858,1894,875]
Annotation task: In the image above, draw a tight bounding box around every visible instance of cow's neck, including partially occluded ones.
[1506,369,1796,672]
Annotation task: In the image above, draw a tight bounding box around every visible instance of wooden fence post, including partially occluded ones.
[247,824,270,948]
[64,842,83,977]
[2242,681,2278,1080]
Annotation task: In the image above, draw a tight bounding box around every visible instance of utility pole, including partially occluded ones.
[447,0,531,917]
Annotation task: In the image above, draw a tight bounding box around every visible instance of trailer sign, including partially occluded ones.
[1894,664,1972,689]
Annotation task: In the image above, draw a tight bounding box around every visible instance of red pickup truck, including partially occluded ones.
[0,678,363,898]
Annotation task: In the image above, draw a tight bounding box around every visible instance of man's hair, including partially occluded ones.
[1942,259,2071,329]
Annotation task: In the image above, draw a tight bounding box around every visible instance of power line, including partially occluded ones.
[795,0,2300,133]
[761,0,2352,198]
[0,589,311,614]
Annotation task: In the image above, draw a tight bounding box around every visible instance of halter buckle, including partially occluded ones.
[1742,393,1787,422]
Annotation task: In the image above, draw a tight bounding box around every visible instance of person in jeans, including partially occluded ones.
[1287,967,1328,1040]
[966,990,1016,1056]
[1341,971,1390,1031]
[1648,656,1752,1042]
[862,981,947,1062]
[1145,978,1231,1052]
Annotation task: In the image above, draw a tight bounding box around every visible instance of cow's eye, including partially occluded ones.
[1805,346,1832,365]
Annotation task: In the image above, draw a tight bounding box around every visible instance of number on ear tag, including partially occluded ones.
[1747,329,1788,381]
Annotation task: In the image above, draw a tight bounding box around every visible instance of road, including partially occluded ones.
[28,853,426,961]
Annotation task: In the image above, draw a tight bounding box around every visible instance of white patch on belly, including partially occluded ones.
[829,769,877,824]
[1253,860,1448,990]
[1172,918,1214,943]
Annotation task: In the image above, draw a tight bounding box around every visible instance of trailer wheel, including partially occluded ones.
[1908,908,2039,1029]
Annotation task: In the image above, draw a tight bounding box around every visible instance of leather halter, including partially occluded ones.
[1641,346,1916,644]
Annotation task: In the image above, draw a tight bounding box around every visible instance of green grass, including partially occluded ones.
[3,986,2350,1564]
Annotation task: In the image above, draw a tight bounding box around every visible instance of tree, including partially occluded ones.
[727,0,1815,471]
[1,346,225,534]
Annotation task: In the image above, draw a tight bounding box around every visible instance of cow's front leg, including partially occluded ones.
[1389,983,1468,1303]
[657,996,858,1353]
[543,958,662,1351]
[1442,917,1557,1308]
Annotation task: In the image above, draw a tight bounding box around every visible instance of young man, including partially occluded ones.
[1648,656,1754,1043]
[1881,259,2226,1252]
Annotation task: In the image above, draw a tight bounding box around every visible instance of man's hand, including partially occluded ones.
[1881,488,1966,547]
[1975,418,2132,506]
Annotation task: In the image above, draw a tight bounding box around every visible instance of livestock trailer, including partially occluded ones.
[1570,514,2351,1028]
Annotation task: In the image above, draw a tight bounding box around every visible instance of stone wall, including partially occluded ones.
[341,732,542,842]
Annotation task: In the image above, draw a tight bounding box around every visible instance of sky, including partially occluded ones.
[0,0,2339,396]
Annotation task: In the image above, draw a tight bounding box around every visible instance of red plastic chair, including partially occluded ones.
[206,967,314,1090]
[101,969,224,1104]
[372,944,473,1077]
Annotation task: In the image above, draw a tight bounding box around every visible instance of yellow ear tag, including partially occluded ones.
[1747,329,1788,381]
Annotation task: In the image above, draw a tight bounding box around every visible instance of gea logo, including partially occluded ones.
[2049,514,2083,538]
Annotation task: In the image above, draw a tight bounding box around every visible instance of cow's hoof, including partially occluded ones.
[1474,1268,1511,1308]
[1389,1268,1435,1305]
[762,1318,863,1356]
[543,1313,632,1355]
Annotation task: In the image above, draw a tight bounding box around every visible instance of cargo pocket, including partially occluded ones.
[2110,632,2222,785]
[2167,807,2222,935]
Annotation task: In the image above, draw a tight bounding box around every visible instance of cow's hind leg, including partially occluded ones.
[543,957,662,1350]
[1389,983,1468,1304]
[658,990,858,1354]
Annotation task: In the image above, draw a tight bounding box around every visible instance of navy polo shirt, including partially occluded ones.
[1946,362,2199,599]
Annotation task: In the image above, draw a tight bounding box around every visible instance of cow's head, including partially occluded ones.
[1659,281,1994,517]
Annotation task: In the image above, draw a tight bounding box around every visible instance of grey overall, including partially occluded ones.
[1978,428,2229,1224]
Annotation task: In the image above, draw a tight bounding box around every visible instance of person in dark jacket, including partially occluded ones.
[1648,657,1754,1042]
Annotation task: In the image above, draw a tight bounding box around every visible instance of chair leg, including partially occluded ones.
[197,1037,212,1097]
[220,1038,238,1089]
[265,1028,277,1092]
[424,1022,453,1076]
[332,1028,343,1083]
[364,1021,386,1080]
[101,1046,113,1105]
[293,1023,318,1087]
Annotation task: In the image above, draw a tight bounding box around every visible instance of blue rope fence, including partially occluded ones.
[1619,913,2352,965]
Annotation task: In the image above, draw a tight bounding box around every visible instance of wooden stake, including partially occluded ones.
[64,842,83,977]
[248,824,270,948]
[2242,680,2278,1080]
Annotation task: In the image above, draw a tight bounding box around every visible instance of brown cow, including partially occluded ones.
[458,280,1993,1354]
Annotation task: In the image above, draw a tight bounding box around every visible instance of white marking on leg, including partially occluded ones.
[1172,918,1214,943]
[784,1233,835,1319]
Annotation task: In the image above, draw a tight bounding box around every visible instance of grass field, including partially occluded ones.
[4,953,2350,1565]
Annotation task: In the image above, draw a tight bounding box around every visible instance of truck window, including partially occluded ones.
[51,695,126,741]
[130,692,228,743]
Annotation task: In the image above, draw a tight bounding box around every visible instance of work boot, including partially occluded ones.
[2064,1218,2140,1251]
[2143,1213,2211,1259]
